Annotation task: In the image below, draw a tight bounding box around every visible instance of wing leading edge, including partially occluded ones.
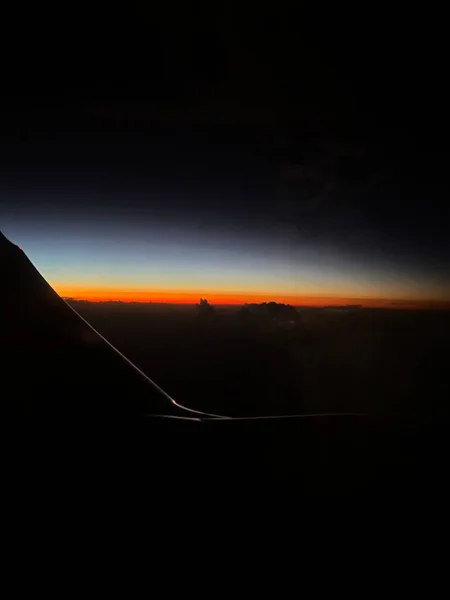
[0,231,224,418]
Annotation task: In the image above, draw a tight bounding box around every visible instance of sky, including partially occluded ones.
[1,4,449,308]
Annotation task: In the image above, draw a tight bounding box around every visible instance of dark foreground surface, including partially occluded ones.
[6,414,450,499]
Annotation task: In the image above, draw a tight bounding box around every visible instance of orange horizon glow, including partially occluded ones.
[54,285,450,310]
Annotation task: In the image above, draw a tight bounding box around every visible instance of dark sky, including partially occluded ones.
[1,4,449,303]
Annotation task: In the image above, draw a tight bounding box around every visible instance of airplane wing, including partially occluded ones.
[4,230,450,496]
[0,231,223,418]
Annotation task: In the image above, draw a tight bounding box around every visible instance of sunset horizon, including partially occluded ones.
[2,224,447,312]
[57,286,450,310]
[2,1,450,488]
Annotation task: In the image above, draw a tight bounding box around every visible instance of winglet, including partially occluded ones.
[0,230,18,249]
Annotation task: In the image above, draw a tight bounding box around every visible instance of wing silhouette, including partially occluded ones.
[4,232,448,494]
[0,231,223,418]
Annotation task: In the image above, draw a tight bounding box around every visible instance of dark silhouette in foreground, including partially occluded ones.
[3,230,450,497]
[0,231,209,417]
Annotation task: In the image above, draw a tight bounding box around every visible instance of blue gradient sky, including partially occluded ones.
[1,3,450,308]
[2,202,448,305]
